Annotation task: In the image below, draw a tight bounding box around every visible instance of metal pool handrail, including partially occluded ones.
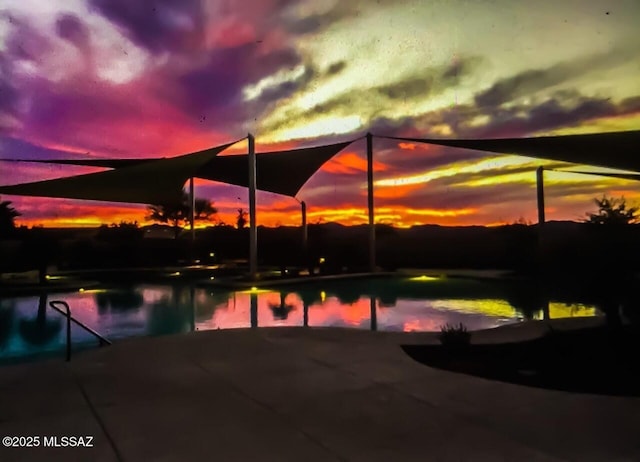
[49,300,112,361]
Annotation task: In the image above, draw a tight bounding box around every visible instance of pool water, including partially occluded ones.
[0,277,600,363]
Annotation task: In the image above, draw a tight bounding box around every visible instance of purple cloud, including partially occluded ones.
[167,42,304,132]
[470,93,636,139]
[88,0,206,54]
[0,137,89,161]
[0,75,20,133]
[55,14,90,48]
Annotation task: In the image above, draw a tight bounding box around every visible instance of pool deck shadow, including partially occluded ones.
[1,321,639,462]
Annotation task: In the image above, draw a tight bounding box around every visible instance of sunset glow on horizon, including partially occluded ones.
[1,0,639,228]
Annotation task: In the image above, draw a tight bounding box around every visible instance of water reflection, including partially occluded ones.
[0,299,15,350]
[194,290,227,324]
[268,293,296,321]
[545,303,597,320]
[19,294,61,346]
[1,277,609,363]
[250,292,258,328]
[96,288,144,314]
[504,281,547,320]
[299,290,319,328]
[189,286,195,332]
[370,297,377,331]
[148,286,192,336]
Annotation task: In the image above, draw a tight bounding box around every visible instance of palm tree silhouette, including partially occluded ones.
[193,198,218,222]
[0,197,21,236]
[147,193,218,239]
[236,208,248,229]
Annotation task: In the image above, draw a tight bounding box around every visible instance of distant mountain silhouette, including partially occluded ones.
[2,221,639,274]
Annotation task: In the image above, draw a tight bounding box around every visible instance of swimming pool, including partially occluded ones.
[0,276,600,364]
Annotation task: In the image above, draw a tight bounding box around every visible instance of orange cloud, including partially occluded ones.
[321,152,388,175]
[372,183,424,199]
[2,176,536,229]
[16,204,148,228]
[398,142,416,150]
[6,202,543,229]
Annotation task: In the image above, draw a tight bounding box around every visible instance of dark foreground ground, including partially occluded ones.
[1,319,639,462]
[403,325,640,397]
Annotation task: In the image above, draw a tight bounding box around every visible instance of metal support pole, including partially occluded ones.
[189,176,195,262]
[301,200,308,258]
[536,166,546,275]
[536,166,545,225]
[366,133,376,272]
[248,134,257,279]
[189,177,195,241]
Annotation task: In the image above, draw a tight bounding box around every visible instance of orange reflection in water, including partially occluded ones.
[191,288,566,332]
[2,283,606,364]
[195,291,304,330]
[314,297,371,327]
[193,290,376,330]
[402,318,445,332]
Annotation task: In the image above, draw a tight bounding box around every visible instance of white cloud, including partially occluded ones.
[243,65,307,101]
[265,114,363,142]
[257,0,639,142]
[2,0,152,85]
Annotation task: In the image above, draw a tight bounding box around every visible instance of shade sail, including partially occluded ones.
[1,140,354,199]
[198,141,354,197]
[380,130,640,172]
[3,158,154,168]
[0,141,237,205]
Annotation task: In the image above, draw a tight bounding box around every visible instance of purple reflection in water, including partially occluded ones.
[0,279,600,363]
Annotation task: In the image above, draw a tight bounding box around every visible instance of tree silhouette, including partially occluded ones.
[236,208,248,229]
[147,202,188,239]
[584,195,639,226]
[583,196,638,314]
[147,193,218,239]
[0,197,21,237]
[97,221,142,242]
[192,199,217,223]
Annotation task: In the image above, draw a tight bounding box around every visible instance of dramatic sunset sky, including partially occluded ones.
[1,0,639,228]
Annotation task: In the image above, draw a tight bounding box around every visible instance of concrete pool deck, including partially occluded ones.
[1,320,638,462]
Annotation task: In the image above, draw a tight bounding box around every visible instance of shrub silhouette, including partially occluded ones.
[584,195,639,226]
[438,323,471,348]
